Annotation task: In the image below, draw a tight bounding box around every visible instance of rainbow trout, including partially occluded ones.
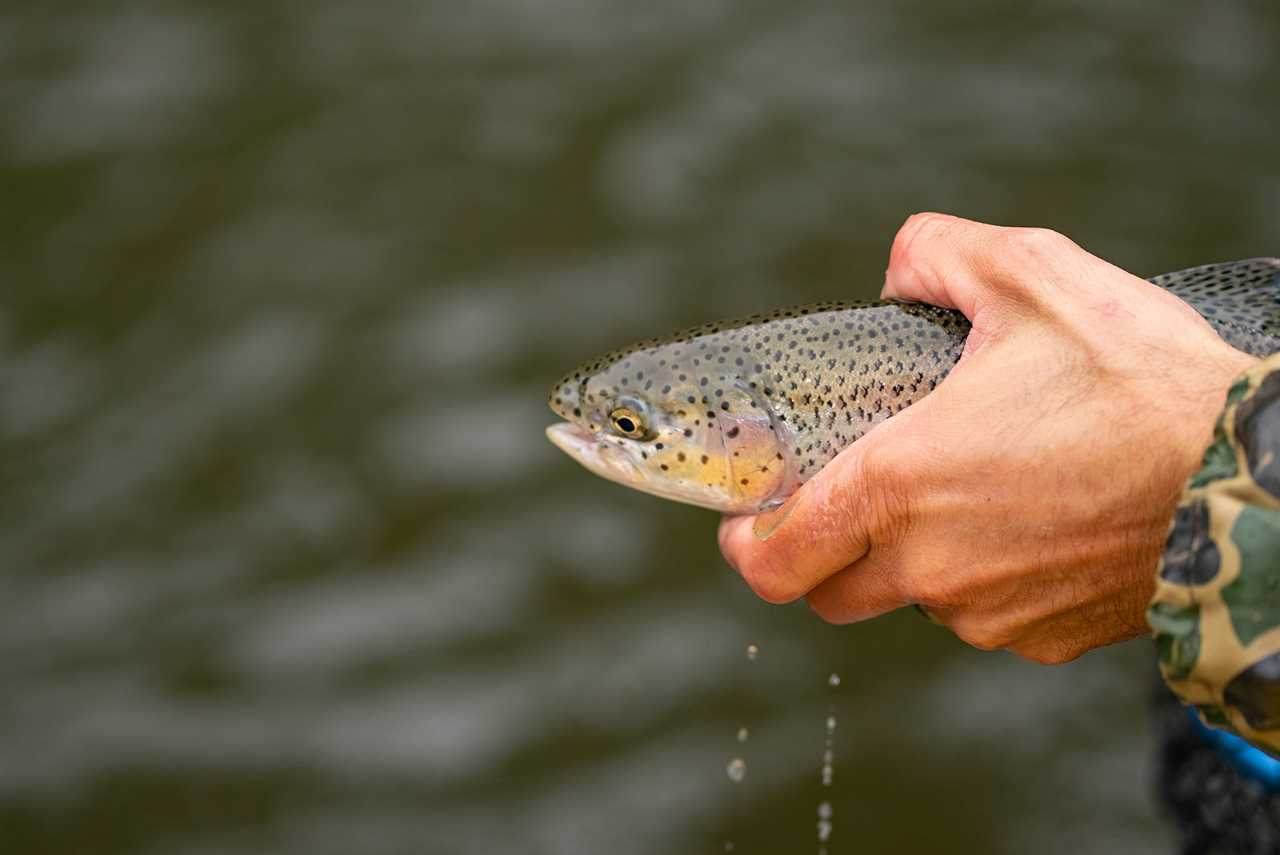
[547,259,1280,514]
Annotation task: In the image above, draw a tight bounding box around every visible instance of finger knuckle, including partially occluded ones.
[806,590,851,625]
[1015,638,1085,666]
[737,549,806,604]
[949,615,1017,652]
[997,226,1073,259]
[958,629,1004,653]
[889,212,951,271]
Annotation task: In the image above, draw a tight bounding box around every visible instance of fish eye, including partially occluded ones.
[609,407,646,439]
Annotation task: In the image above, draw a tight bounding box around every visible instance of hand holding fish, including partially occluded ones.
[718,214,1258,663]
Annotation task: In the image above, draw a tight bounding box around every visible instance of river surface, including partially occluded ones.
[2,3,1278,853]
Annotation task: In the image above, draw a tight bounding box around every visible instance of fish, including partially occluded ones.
[547,259,1280,514]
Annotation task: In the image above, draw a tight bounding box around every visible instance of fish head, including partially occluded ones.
[547,343,794,513]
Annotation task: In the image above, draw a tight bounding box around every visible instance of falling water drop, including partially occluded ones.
[723,842,735,852]
[827,672,841,687]
[817,799,834,849]
[746,644,759,661]
[826,715,837,733]
[726,757,746,783]
[737,727,749,743]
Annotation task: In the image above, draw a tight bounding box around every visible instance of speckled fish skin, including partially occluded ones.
[547,258,1280,514]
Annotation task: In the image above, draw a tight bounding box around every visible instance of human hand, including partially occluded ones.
[718,213,1257,663]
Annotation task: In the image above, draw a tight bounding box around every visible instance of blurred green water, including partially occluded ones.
[1,2,1278,853]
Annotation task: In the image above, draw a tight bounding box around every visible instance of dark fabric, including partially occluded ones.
[1161,498,1222,585]
[1236,371,1280,499]
[1155,686,1280,854]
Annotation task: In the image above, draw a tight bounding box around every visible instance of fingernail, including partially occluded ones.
[753,494,798,540]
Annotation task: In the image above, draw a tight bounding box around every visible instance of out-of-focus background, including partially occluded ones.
[1,2,1277,853]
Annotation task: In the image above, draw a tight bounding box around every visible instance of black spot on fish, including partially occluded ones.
[727,426,740,438]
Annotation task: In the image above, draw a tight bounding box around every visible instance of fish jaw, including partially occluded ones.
[545,422,758,513]
[545,422,643,485]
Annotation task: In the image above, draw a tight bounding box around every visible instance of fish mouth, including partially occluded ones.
[546,422,743,512]
[546,422,643,485]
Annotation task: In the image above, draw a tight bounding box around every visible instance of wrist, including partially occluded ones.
[1149,352,1280,753]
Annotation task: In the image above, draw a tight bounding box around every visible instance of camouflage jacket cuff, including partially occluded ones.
[1149,353,1280,753]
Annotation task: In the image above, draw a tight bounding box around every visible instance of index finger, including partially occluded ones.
[882,212,1010,315]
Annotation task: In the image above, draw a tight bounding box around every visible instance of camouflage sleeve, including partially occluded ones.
[1149,353,1280,753]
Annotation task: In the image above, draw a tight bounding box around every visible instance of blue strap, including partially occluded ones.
[1187,707,1280,789]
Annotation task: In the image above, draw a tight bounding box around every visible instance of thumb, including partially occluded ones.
[718,424,913,611]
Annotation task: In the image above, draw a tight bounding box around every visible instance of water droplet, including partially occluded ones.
[827,672,841,687]
[723,842,735,852]
[826,715,837,732]
[737,727,749,743]
[823,748,834,764]
[746,644,759,661]
[818,825,832,841]
[726,757,746,782]
[818,801,833,820]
